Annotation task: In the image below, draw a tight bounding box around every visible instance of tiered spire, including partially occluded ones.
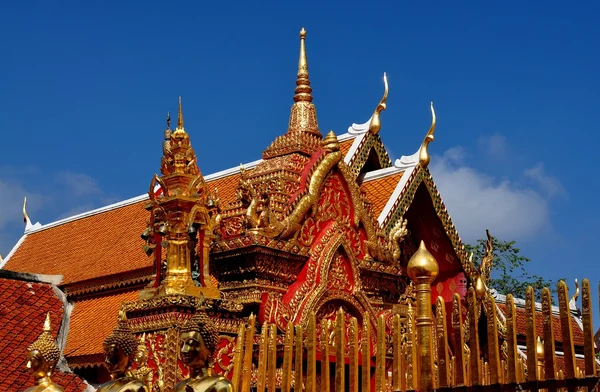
[287,28,321,137]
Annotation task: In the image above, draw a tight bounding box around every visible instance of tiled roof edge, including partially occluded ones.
[0,233,27,267]
[492,290,579,318]
[0,268,63,285]
[377,165,417,225]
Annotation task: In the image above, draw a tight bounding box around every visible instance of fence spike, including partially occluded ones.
[232,322,246,391]
[361,318,371,392]
[451,294,466,386]
[295,324,304,391]
[349,316,359,392]
[335,308,345,392]
[267,324,277,392]
[506,294,518,383]
[375,315,386,392]
[542,287,557,381]
[321,319,330,392]
[581,279,596,376]
[256,322,269,392]
[557,281,576,380]
[467,287,481,385]
[241,314,256,392]
[281,321,294,392]
[436,296,450,387]
[306,313,317,392]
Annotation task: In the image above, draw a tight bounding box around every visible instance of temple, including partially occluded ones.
[1,29,595,392]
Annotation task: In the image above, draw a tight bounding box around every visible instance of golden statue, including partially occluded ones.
[174,312,233,392]
[97,314,148,392]
[24,313,64,392]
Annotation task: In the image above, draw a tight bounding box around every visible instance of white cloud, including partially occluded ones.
[524,162,565,199]
[56,171,102,197]
[477,133,509,160]
[430,147,560,243]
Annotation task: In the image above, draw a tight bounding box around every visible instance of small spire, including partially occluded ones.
[285,28,320,137]
[176,96,184,131]
[43,312,52,333]
[418,102,437,168]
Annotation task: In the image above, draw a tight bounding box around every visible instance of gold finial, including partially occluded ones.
[323,130,339,152]
[419,102,437,168]
[475,276,487,299]
[407,240,439,283]
[176,96,185,131]
[23,197,31,226]
[43,312,52,333]
[166,111,171,130]
[369,72,389,134]
[536,336,544,357]
[570,278,580,306]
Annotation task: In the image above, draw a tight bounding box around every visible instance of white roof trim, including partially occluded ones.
[336,132,355,142]
[361,166,405,182]
[347,116,373,135]
[0,234,28,268]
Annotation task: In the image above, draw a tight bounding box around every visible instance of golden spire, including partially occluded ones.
[287,28,320,136]
[176,96,185,132]
[295,28,311,103]
[369,73,389,134]
[418,102,437,168]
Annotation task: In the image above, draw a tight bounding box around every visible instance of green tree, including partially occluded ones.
[465,235,557,300]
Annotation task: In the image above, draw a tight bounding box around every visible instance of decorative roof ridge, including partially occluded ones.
[377,164,418,225]
[343,132,368,165]
[360,165,405,183]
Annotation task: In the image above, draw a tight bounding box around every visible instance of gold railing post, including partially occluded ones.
[581,279,596,376]
[407,240,439,392]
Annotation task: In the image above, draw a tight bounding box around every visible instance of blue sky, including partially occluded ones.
[0,1,598,297]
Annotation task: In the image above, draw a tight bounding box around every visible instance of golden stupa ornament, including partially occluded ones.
[24,313,64,392]
[369,72,388,134]
[418,102,437,168]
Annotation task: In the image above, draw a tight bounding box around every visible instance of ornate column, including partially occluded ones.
[407,240,439,392]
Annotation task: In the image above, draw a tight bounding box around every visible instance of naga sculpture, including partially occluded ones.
[24,313,64,392]
[97,312,148,392]
[174,312,233,392]
[364,217,409,263]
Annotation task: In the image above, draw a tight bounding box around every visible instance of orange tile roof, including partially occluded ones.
[65,289,139,360]
[0,274,88,391]
[360,171,404,218]
[497,303,585,346]
[4,172,244,285]
[339,138,355,156]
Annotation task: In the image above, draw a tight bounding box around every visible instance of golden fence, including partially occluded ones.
[229,280,599,392]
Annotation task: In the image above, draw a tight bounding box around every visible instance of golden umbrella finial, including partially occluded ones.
[369,72,389,134]
[418,102,437,168]
[176,96,185,131]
